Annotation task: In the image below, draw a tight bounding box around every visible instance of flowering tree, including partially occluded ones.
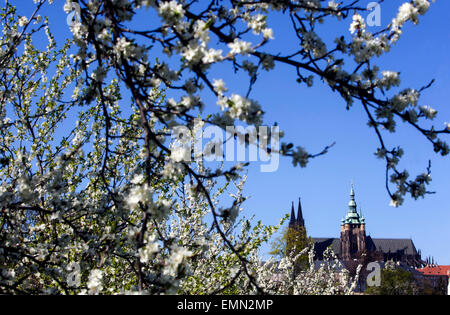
[269,224,312,272]
[0,0,448,294]
[365,260,419,295]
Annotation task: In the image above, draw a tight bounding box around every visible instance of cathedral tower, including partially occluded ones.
[289,198,305,230]
[340,185,366,261]
[287,198,307,255]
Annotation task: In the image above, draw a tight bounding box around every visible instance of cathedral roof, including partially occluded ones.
[312,237,419,258]
[367,237,418,256]
[312,238,341,256]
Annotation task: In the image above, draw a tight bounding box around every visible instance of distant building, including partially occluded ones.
[418,265,450,276]
[417,265,450,295]
[288,185,424,268]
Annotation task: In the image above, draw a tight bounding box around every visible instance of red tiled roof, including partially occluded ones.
[417,265,450,276]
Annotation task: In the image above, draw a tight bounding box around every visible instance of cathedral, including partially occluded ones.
[288,185,424,268]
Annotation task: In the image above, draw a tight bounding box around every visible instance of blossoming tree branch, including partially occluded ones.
[0,0,447,294]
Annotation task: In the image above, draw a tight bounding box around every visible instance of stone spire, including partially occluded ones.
[289,201,296,227]
[297,198,305,227]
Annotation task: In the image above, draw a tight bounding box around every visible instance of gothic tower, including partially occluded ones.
[296,198,305,228]
[340,185,366,261]
[289,201,296,228]
[289,198,305,230]
[287,198,307,253]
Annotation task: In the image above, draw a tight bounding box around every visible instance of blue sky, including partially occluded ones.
[17,0,450,264]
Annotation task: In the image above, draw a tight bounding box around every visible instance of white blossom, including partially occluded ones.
[262,28,274,40]
[139,233,160,263]
[349,14,366,34]
[18,16,28,27]
[419,105,437,119]
[170,146,191,162]
[158,0,185,24]
[202,48,223,64]
[379,71,400,90]
[328,1,339,11]
[87,269,103,294]
[228,39,254,56]
[212,79,227,94]
[126,183,153,209]
[165,245,192,276]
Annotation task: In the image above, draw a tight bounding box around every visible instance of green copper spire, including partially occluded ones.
[348,183,357,213]
[342,183,364,225]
